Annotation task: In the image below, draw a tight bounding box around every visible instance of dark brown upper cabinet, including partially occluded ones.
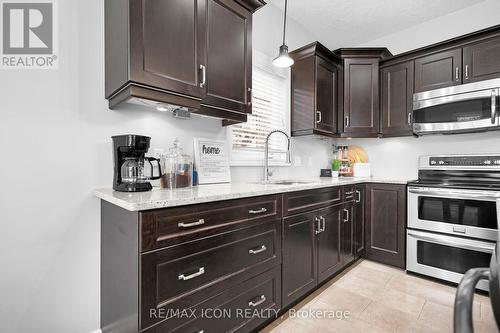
[198,0,252,117]
[463,35,500,83]
[365,183,406,269]
[105,0,264,123]
[334,48,392,138]
[414,49,462,93]
[290,42,341,137]
[380,61,414,137]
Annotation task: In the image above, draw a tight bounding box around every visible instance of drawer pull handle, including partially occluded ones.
[178,219,205,228]
[249,208,267,214]
[248,295,266,307]
[249,245,267,255]
[178,267,205,281]
[197,331,204,333]
[345,191,354,198]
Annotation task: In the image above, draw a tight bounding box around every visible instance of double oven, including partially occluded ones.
[407,155,500,290]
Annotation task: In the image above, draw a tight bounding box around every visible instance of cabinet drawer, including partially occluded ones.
[140,195,281,252]
[144,266,281,333]
[283,187,341,216]
[140,220,281,330]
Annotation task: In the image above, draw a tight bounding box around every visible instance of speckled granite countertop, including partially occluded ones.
[94,177,411,211]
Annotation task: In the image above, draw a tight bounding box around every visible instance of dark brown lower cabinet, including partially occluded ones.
[101,183,400,332]
[282,203,345,307]
[342,201,355,266]
[149,267,281,333]
[282,210,317,306]
[354,184,366,258]
[365,183,406,268]
[317,205,343,283]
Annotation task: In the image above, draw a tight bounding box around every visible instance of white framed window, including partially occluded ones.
[228,51,290,166]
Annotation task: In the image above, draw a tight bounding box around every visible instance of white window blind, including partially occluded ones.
[229,51,290,165]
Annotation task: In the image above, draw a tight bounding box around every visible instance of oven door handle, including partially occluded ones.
[408,231,496,253]
[408,188,500,201]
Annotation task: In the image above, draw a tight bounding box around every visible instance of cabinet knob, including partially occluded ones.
[465,64,469,80]
[345,116,350,128]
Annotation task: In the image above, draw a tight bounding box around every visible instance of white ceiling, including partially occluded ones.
[268,0,486,49]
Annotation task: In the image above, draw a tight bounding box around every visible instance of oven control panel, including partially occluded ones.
[429,156,500,166]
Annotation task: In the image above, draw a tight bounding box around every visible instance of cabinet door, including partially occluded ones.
[129,0,206,97]
[342,202,355,266]
[342,58,380,136]
[202,0,252,114]
[317,205,342,283]
[282,211,317,306]
[315,56,338,134]
[365,184,406,268]
[354,185,366,258]
[463,36,500,83]
[414,49,462,93]
[380,61,414,136]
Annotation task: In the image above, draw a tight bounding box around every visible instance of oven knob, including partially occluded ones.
[438,160,445,165]
[495,160,500,165]
[430,160,437,165]
[484,160,492,165]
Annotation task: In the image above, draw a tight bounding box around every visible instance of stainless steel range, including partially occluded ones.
[407,154,500,291]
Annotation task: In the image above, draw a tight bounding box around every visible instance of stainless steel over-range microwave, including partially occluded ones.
[413,78,500,135]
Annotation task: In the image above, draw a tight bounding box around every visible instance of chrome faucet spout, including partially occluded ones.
[264,130,291,182]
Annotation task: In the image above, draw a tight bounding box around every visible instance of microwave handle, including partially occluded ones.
[492,90,497,125]
[407,231,495,253]
[414,89,495,110]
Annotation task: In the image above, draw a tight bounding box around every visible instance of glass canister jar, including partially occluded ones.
[160,138,193,189]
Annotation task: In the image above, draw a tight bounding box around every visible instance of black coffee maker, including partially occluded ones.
[112,135,162,192]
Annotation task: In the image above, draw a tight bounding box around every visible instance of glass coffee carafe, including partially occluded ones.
[121,157,162,184]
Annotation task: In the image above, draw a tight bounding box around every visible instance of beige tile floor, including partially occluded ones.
[261,260,499,333]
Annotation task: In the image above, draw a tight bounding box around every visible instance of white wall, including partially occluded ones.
[0,2,327,333]
[337,0,500,179]
[361,0,500,54]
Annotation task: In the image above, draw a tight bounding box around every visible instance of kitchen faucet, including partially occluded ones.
[264,130,292,182]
